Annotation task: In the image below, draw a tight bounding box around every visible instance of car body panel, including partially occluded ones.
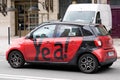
[6,22,117,68]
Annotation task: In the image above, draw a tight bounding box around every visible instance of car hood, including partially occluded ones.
[10,37,25,45]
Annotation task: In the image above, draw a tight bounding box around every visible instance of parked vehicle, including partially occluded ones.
[62,4,112,32]
[6,22,117,73]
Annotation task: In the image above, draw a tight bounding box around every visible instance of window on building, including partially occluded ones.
[110,0,120,5]
[45,0,53,12]
[94,0,97,3]
[77,0,92,3]
[59,0,72,19]
[15,1,39,36]
[0,0,7,16]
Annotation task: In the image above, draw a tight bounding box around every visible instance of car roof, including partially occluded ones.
[39,21,98,27]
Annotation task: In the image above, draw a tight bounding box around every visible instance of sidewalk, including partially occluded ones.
[0,37,18,56]
[0,37,120,57]
[113,38,120,58]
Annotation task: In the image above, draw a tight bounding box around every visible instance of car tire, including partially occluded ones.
[8,51,25,68]
[78,54,99,73]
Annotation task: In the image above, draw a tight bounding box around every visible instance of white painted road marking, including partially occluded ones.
[0,74,71,80]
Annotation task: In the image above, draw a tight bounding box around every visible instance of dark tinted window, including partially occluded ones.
[96,12,101,24]
[94,25,108,36]
[56,25,82,37]
[81,25,93,36]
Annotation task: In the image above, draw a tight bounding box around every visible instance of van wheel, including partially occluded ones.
[8,51,25,68]
[78,54,99,73]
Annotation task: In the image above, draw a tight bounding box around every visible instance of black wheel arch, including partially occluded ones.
[76,52,100,65]
[69,51,100,66]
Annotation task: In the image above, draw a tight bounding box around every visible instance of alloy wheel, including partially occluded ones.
[8,51,25,68]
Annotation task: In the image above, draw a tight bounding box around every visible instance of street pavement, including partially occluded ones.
[0,36,120,57]
[0,54,120,80]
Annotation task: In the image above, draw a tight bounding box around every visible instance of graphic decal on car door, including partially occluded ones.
[34,39,43,61]
[54,37,70,60]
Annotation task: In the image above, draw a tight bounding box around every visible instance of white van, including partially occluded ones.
[62,4,112,32]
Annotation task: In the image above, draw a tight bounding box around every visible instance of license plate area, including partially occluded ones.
[108,52,114,57]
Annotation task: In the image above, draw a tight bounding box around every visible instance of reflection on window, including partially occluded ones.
[33,25,56,38]
[81,26,93,36]
[95,25,108,36]
[56,25,82,37]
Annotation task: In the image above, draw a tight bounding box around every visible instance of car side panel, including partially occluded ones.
[24,38,54,62]
[52,37,83,62]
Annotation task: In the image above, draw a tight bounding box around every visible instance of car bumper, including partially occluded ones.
[92,47,117,65]
[100,57,117,66]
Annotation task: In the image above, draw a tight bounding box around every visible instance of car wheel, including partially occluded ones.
[8,51,25,68]
[78,54,99,73]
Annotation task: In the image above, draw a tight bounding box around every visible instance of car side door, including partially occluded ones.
[24,24,56,62]
[52,24,83,62]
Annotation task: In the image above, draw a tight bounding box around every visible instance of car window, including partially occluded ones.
[56,25,82,37]
[32,25,56,38]
[94,25,109,36]
[96,12,101,24]
[81,25,93,36]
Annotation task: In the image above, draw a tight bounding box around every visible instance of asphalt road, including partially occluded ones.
[0,55,120,80]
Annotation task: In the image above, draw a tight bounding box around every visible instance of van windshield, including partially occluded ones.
[63,11,95,24]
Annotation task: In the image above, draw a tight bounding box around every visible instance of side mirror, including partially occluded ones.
[26,33,33,39]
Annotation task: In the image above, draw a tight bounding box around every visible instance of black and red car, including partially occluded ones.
[6,22,117,73]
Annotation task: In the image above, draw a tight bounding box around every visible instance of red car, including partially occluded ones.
[6,22,117,73]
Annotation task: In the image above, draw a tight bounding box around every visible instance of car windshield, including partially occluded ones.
[63,11,95,24]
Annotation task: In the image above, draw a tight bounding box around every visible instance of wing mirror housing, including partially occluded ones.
[25,33,33,39]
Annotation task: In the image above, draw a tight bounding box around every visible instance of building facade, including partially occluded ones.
[0,0,120,37]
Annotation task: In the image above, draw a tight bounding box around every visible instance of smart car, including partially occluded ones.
[6,22,117,73]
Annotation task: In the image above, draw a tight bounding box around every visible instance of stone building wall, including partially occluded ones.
[0,0,108,37]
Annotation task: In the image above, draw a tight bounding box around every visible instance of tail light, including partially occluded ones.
[109,39,113,45]
[94,38,102,47]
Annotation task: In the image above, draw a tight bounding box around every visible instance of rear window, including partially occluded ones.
[94,25,109,36]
